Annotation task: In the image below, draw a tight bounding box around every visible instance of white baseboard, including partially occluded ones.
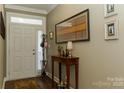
[46,72,73,89]
[46,72,59,83]
[2,77,7,89]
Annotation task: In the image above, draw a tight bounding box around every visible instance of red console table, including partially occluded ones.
[51,56,79,89]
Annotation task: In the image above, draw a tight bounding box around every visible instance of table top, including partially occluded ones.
[52,55,79,59]
[51,55,79,65]
[51,55,79,59]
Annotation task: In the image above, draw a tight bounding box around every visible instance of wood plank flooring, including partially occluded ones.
[5,75,57,89]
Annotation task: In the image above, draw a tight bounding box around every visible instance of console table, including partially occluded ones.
[51,56,79,89]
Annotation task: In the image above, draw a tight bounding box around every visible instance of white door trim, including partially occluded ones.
[6,12,46,81]
[5,5,48,14]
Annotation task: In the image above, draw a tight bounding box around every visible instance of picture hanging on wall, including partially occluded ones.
[104,4,117,17]
[104,16,118,40]
[55,9,90,43]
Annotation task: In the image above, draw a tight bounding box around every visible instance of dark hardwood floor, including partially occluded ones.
[5,75,57,89]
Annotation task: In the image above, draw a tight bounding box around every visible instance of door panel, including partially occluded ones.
[9,24,36,80]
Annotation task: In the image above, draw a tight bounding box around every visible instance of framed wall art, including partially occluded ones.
[104,4,117,17]
[104,16,118,40]
[55,9,90,43]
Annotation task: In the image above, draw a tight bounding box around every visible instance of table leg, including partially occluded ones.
[75,63,79,89]
[66,64,70,89]
[59,63,61,83]
[52,58,54,88]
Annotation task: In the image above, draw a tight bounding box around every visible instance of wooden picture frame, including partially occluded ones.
[55,9,90,43]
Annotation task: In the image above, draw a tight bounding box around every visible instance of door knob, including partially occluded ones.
[33,53,35,55]
[33,49,35,51]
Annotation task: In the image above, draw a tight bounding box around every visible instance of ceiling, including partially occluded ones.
[15,4,58,13]
[5,4,58,14]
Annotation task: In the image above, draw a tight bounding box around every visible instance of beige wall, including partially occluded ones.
[0,4,5,88]
[0,36,5,88]
[47,4,124,88]
[0,5,5,18]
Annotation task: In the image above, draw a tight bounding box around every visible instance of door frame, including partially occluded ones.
[6,12,46,81]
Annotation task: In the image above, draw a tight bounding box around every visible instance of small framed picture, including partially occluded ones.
[107,23,115,36]
[104,16,118,40]
[104,4,117,17]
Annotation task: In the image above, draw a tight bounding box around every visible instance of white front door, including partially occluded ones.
[6,12,46,80]
[9,24,37,80]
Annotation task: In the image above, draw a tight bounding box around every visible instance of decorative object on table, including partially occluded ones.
[49,32,53,39]
[40,34,48,76]
[104,16,118,40]
[55,9,90,43]
[67,41,73,57]
[65,48,69,57]
[61,48,69,57]
[104,4,117,18]
[62,50,66,57]
[57,45,63,56]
